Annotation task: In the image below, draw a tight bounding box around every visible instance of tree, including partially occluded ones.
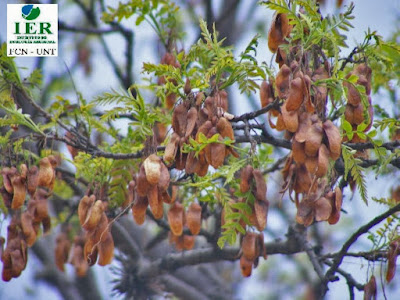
[0,0,400,299]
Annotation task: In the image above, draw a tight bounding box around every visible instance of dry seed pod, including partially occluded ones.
[144,154,161,185]
[78,195,95,226]
[296,199,314,226]
[275,64,291,99]
[187,202,202,235]
[20,212,36,246]
[11,176,26,210]
[27,166,39,196]
[352,103,365,126]
[281,102,298,133]
[136,164,151,197]
[286,77,304,111]
[98,231,114,266]
[254,200,268,231]
[328,187,342,225]
[305,156,318,174]
[240,255,253,277]
[164,132,180,164]
[1,167,15,194]
[305,122,323,157]
[152,194,164,220]
[34,188,49,220]
[216,117,234,140]
[83,235,98,266]
[295,113,312,143]
[158,162,170,192]
[147,185,160,218]
[344,104,354,124]
[185,107,198,138]
[132,195,148,225]
[70,237,89,277]
[83,200,104,231]
[315,197,332,222]
[0,187,12,209]
[240,165,254,193]
[316,144,330,178]
[242,232,258,261]
[42,215,51,234]
[172,103,188,136]
[292,140,306,164]
[165,93,176,110]
[268,13,291,53]
[252,170,267,202]
[363,275,377,300]
[184,78,191,95]
[210,138,226,169]
[55,232,71,272]
[168,202,184,236]
[323,120,342,160]
[195,153,209,177]
[260,80,273,108]
[38,157,54,188]
[386,241,400,283]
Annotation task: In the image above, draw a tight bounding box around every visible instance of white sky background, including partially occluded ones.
[0,0,400,299]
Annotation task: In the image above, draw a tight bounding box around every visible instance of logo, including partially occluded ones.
[22,5,41,21]
[7,4,58,57]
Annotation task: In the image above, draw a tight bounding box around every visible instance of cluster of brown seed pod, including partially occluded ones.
[1,216,28,281]
[239,232,266,277]
[0,156,58,281]
[264,11,347,227]
[168,202,202,250]
[133,154,171,222]
[77,194,114,271]
[343,63,373,159]
[164,89,237,176]
[295,179,342,226]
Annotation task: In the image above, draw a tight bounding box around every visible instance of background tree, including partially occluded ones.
[1,0,400,299]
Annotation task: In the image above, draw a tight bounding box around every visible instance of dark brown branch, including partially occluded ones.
[231,100,280,122]
[322,203,400,296]
[59,21,119,35]
[322,250,387,262]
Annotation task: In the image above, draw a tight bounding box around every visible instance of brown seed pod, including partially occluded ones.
[286,77,304,111]
[240,165,254,193]
[147,185,160,218]
[363,275,377,300]
[187,202,202,235]
[268,13,291,53]
[42,215,51,234]
[242,232,258,261]
[295,112,312,143]
[254,200,269,231]
[20,211,36,247]
[164,132,180,164]
[83,235,98,266]
[305,122,323,157]
[184,78,191,95]
[168,202,184,236]
[252,170,267,202]
[210,138,226,169]
[185,107,198,138]
[296,199,314,226]
[159,189,172,204]
[157,162,170,192]
[328,187,343,225]
[34,188,49,220]
[83,200,105,231]
[152,193,164,220]
[27,166,39,196]
[11,176,26,210]
[78,195,95,226]
[216,117,234,140]
[316,144,330,178]
[293,165,312,194]
[38,157,54,188]
[323,120,342,160]
[165,93,177,110]
[195,152,209,177]
[55,232,71,272]
[182,235,196,250]
[136,164,151,197]
[98,231,114,266]
[70,237,89,277]
[352,103,364,125]
[1,167,16,194]
[315,197,332,222]
[305,155,318,174]
[144,154,161,185]
[240,255,253,277]
[275,64,291,99]
[132,195,148,225]
[344,104,354,124]
[344,81,361,107]
[386,241,400,283]
[281,102,299,133]
[292,140,306,164]
[172,103,188,136]
[260,80,274,108]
